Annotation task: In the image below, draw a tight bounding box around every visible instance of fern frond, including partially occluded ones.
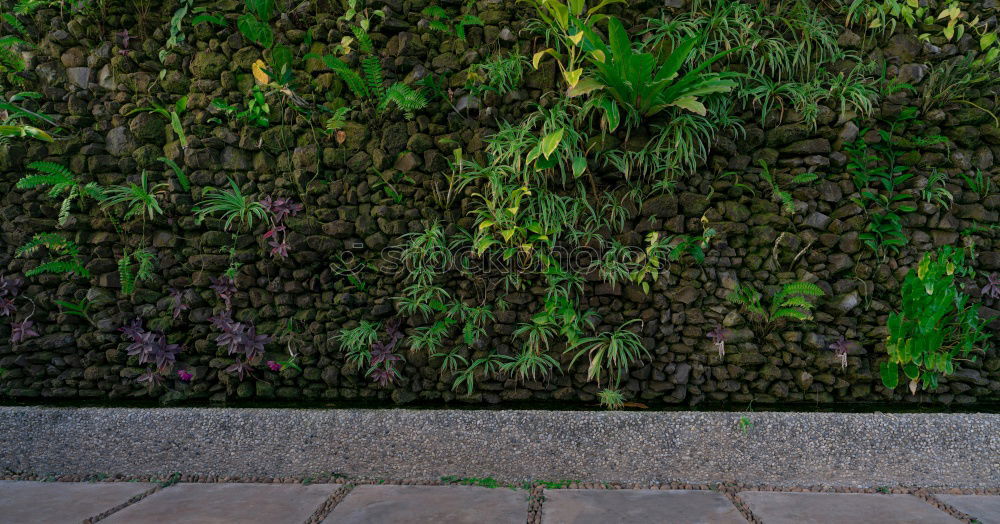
[771,307,812,321]
[118,251,135,294]
[325,106,351,132]
[351,25,374,54]
[135,248,156,281]
[778,281,825,298]
[16,233,80,257]
[323,56,368,99]
[380,82,427,118]
[15,173,74,191]
[3,14,27,37]
[27,161,73,177]
[26,260,90,278]
[362,56,385,101]
[58,193,72,225]
[778,295,815,310]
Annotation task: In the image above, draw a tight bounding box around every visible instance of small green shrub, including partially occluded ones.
[880,246,992,393]
[16,162,104,226]
[727,281,825,332]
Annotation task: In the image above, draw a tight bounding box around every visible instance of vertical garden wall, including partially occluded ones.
[0,0,997,407]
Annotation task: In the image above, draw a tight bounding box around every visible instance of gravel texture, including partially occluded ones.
[1,407,997,489]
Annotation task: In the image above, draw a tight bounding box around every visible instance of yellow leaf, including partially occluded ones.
[568,31,583,45]
[563,68,583,87]
[252,59,270,85]
[532,49,553,70]
[590,49,605,63]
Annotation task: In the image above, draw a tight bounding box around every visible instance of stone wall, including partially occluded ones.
[0,0,998,406]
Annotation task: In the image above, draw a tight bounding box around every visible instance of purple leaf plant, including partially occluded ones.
[260,196,302,260]
[829,337,850,370]
[982,273,1000,300]
[707,325,727,358]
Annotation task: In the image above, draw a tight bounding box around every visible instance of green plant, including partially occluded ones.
[238,0,276,48]
[212,86,271,127]
[15,162,104,226]
[117,247,156,295]
[465,52,526,98]
[53,298,93,324]
[597,388,625,410]
[422,4,483,40]
[846,109,922,260]
[920,170,953,209]
[157,157,190,191]
[194,178,267,232]
[569,18,738,131]
[727,281,825,332]
[960,169,993,198]
[498,347,561,384]
[101,171,166,221]
[880,246,992,393]
[15,233,89,278]
[128,96,189,149]
[310,28,426,118]
[160,0,194,62]
[335,320,380,369]
[567,320,650,388]
[758,161,795,215]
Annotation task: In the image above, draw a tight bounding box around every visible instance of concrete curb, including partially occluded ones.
[0,407,997,488]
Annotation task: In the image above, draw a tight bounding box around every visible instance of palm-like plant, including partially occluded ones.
[101,171,166,220]
[571,17,738,131]
[195,177,267,231]
[567,319,650,387]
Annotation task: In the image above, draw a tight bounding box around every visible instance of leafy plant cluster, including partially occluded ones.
[880,246,992,393]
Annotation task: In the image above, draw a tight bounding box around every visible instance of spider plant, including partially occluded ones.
[195,177,267,231]
[567,320,650,387]
[101,171,166,220]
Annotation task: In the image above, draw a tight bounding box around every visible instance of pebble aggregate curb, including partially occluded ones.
[1,407,998,489]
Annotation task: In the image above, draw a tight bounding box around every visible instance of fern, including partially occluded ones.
[117,248,155,295]
[351,25,374,54]
[3,14,27,37]
[361,56,385,101]
[118,251,135,294]
[727,281,824,330]
[325,106,351,132]
[16,233,89,278]
[322,55,368,99]
[380,83,427,118]
[16,162,103,225]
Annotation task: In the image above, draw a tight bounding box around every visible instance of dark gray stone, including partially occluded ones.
[324,485,526,524]
[103,483,338,524]
[0,480,154,522]
[739,492,958,524]
[542,489,746,524]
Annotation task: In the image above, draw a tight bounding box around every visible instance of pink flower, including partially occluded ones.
[177,369,192,382]
[266,360,281,371]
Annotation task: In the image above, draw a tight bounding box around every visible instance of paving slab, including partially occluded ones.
[739,491,959,524]
[935,494,1000,524]
[323,484,527,524]
[541,489,746,524]
[101,482,338,524]
[0,480,154,523]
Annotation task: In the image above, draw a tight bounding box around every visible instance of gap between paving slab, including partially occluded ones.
[1,407,998,489]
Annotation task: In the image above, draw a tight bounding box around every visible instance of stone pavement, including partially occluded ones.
[0,480,997,523]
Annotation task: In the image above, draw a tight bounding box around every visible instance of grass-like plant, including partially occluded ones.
[195,177,267,232]
[101,171,166,221]
[567,320,650,387]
